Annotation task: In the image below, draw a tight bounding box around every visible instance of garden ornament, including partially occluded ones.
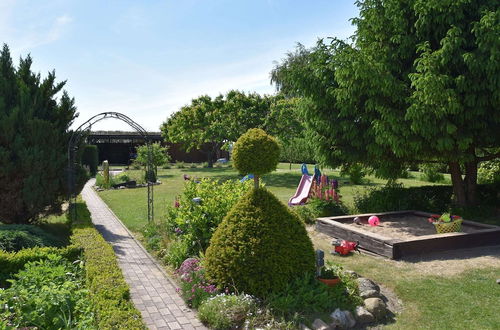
[353,216,362,225]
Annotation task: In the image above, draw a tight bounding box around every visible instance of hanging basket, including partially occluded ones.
[433,219,462,234]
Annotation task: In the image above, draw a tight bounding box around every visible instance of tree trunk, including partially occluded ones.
[289,162,292,170]
[449,161,467,207]
[464,160,478,206]
[254,175,259,189]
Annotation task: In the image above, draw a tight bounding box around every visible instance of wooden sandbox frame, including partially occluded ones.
[316,211,500,259]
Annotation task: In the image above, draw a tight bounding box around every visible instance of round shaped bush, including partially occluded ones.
[204,187,315,298]
[232,128,280,176]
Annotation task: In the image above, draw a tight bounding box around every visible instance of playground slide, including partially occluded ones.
[288,174,313,206]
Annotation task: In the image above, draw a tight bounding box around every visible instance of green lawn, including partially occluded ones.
[97,163,500,329]
[99,162,446,231]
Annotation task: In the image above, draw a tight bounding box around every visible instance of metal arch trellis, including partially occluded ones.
[67,112,154,222]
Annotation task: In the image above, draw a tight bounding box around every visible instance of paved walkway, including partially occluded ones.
[82,180,206,330]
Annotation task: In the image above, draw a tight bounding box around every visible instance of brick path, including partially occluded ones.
[82,180,206,330]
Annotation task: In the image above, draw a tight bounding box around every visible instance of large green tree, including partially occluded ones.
[161,90,275,166]
[0,44,78,223]
[272,0,499,206]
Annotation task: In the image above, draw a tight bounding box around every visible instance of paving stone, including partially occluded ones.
[81,180,207,330]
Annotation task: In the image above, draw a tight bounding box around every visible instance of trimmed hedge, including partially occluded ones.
[71,203,144,329]
[0,245,81,286]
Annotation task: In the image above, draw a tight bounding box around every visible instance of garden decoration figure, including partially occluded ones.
[353,216,361,225]
[368,215,380,226]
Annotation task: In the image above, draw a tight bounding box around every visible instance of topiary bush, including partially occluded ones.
[204,187,315,298]
[232,128,280,188]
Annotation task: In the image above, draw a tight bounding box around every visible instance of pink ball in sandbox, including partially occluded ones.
[368,216,380,226]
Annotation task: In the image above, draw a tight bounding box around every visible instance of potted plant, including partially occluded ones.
[428,212,463,234]
[318,267,341,287]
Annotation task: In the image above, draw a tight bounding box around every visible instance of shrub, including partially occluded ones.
[340,163,366,185]
[95,172,116,189]
[0,254,95,329]
[151,178,251,265]
[232,128,280,180]
[0,224,66,252]
[478,159,500,184]
[265,272,359,321]
[354,183,453,213]
[135,142,170,176]
[175,161,186,168]
[198,294,257,330]
[81,145,99,176]
[190,163,198,168]
[0,245,81,286]
[419,163,445,183]
[71,201,143,329]
[162,163,172,169]
[205,187,315,298]
[176,258,218,308]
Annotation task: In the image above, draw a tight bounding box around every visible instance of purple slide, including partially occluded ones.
[288,175,313,206]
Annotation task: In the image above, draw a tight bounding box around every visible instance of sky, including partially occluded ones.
[1,0,358,131]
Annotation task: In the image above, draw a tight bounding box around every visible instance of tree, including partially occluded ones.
[0,44,78,224]
[161,91,273,167]
[135,142,170,176]
[272,0,500,206]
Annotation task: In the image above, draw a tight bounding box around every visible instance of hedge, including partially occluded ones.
[71,203,144,329]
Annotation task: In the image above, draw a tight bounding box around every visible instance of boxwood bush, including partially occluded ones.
[205,187,315,298]
[71,206,144,329]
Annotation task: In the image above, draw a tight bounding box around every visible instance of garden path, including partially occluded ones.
[82,180,206,330]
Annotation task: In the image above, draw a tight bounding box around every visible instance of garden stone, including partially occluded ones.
[354,306,375,324]
[356,278,379,293]
[312,318,331,330]
[496,279,500,285]
[364,297,387,319]
[360,289,380,299]
[330,309,356,329]
[300,324,311,330]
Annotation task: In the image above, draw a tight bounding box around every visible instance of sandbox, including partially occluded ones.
[316,211,500,259]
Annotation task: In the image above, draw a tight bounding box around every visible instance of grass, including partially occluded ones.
[98,162,447,231]
[96,163,500,329]
[310,230,500,329]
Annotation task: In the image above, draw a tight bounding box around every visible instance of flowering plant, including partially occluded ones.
[176,258,218,308]
[428,212,462,224]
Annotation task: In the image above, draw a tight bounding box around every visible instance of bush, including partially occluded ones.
[95,172,116,189]
[419,163,445,183]
[71,201,143,329]
[81,145,99,176]
[162,163,172,169]
[176,258,217,308]
[232,128,280,178]
[198,294,257,330]
[205,187,315,298]
[265,271,360,321]
[0,224,66,252]
[293,199,348,224]
[0,245,81,286]
[478,159,500,184]
[0,254,95,329]
[148,178,252,266]
[340,163,366,185]
[175,161,186,169]
[354,183,453,214]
